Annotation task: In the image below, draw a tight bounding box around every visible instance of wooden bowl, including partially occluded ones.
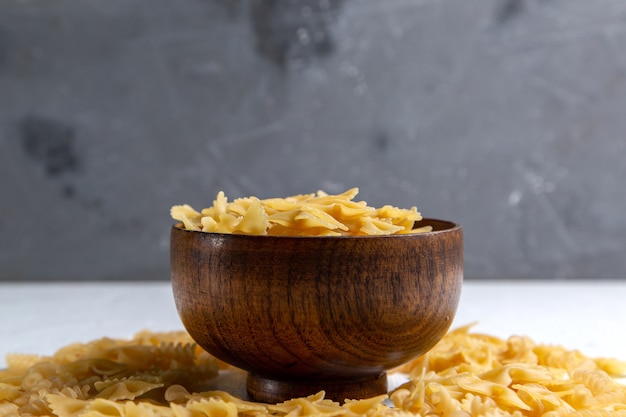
[170,218,463,403]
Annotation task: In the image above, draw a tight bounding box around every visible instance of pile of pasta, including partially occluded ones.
[2,325,625,417]
[170,188,431,236]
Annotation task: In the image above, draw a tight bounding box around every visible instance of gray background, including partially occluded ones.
[1,0,625,281]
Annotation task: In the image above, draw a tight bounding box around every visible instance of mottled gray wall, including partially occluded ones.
[1,0,625,280]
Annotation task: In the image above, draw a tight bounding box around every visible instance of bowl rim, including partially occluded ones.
[171,217,461,239]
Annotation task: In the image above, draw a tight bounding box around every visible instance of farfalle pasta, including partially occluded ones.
[171,187,432,236]
[1,326,625,417]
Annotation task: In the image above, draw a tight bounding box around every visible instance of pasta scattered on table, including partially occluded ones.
[170,188,431,236]
[1,325,625,417]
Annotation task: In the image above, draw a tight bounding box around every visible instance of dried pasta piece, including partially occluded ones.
[46,394,89,417]
[594,358,626,377]
[428,382,465,417]
[170,205,202,231]
[60,358,127,380]
[358,217,405,235]
[94,379,164,401]
[592,388,626,407]
[214,213,240,234]
[479,364,553,386]
[170,402,202,417]
[81,398,125,417]
[308,201,373,220]
[200,216,218,233]
[122,401,171,417]
[0,402,20,417]
[534,345,599,373]
[186,398,238,417]
[343,394,388,415]
[183,391,267,413]
[455,376,532,410]
[0,383,20,402]
[164,385,191,404]
[376,205,417,220]
[513,383,573,415]
[268,391,345,416]
[294,209,348,231]
[262,198,302,213]
[461,393,503,417]
[4,354,44,373]
[232,199,268,235]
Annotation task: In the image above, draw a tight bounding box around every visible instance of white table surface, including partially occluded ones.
[1,280,625,369]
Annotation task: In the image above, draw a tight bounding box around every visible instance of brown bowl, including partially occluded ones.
[170,218,463,403]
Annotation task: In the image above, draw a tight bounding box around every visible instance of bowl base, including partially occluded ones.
[246,372,388,404]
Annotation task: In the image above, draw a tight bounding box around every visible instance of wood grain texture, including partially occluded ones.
[170,219,463,402]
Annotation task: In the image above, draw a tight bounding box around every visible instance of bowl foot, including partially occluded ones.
[246,372,388,404]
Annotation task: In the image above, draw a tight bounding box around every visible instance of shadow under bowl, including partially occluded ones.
[170,218,463,403]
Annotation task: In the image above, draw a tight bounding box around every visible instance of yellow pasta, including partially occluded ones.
[170,188,430,236]
[2,326,625,417]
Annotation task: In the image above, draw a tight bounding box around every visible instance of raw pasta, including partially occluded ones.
[170,188,432,236]
[1,326,625,417]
